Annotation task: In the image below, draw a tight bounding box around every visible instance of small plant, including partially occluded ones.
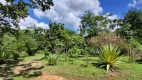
[0,51,8,64]
[45,53,58,66]
[20,51,28,58]
[12,52,20,60]
[98,44,122,72]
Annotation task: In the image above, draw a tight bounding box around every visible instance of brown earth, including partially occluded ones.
[12,60,66,80]
[12,60,44,75]
[30,71,66,80]
[103,72,131,80]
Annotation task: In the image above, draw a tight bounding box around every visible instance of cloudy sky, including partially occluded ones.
[0,0,142,31]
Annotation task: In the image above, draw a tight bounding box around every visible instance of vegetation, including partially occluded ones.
[98,45,122,72]
[45,53,58,65]
[11,54,142,80]
[0,0,142,79]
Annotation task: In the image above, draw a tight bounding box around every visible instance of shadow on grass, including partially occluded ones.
[0,59,23,79]
[135,60,142,64]
[39,57,45,61]
[68,55,84,59]
[91,62,119,72]
[91,63,103,68]
[0,58,44,79]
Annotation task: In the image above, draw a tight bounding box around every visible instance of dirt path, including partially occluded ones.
[30,71,66,80]
[13,60,66,80]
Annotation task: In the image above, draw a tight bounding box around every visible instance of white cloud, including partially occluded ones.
[67,0,102,15]
[108,15,118,20]
[0,0,7,5]
[19,16,49,29]
[103,13,119,20]
[0,0,10,5]
[35,22,49,29]
[128,0,142,7]
[33,8,61,21]
[33,0,102,30]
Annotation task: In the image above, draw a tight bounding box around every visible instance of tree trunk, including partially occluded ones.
[47,32,55,53]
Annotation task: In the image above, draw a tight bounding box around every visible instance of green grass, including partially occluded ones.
[23,54,44,62]
[11,54,142,80]
[12,76,27,80]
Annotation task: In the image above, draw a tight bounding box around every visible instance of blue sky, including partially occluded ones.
[0,0,142,31]
[100,0,131,17]
[100,0,141,17]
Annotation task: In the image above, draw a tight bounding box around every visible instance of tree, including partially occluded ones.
[33,27,46,50]
[18,30,38,56]
[116,9,142,43]
[0,0,54,56]
[30,0,54,11]
[80,12,101,37]
[44,22,64,53]
[0,0,54,28]
[80,12,115,38]
[60,29,84,55]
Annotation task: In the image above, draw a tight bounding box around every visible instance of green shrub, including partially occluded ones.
[68,46,81,57]
[20,51,28,58]
[19,35,37,56]
[44,50,52,57]
[98,44,122,72]
[0,51,9,63]
[0,33,16,62]
[12,52,20,60]
[36,50,45,54]
[130,40,142,61]
[45,53,58,66]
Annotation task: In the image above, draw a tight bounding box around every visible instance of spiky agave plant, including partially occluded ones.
[99,44,122,72]
[46,53,58,66]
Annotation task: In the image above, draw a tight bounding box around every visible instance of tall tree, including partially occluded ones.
[116,9,142,43]
[80,12,114,38]
[44,22,64,53]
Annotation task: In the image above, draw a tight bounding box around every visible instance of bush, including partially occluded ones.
[130,40,142,61]
[98,44,122,72]
[0,51,9,63]
[12,52,20,60]
[36,50,45,54]
[45,53,58,66]
[0,33,17,62]
[88,32,126,48]
[20,51,28,58]
[68,46,81,57]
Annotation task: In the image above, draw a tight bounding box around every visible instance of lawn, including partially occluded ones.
[9,54,142,80]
